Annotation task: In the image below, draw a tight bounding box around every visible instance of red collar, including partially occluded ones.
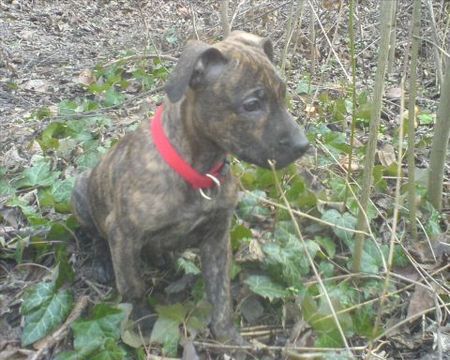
[150,105,226,189]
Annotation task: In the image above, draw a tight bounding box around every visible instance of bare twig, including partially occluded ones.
[426,0,444,86]
[220,0,231,38]
[104,54,177,68]
[190,3,200,40]
[306,0,350,81]
[353,1,396,272]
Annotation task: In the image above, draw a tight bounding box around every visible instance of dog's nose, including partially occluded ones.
[279,136,309,155]
[292,136,309,155]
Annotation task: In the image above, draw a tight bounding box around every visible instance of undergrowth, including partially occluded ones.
[0,53,446,359]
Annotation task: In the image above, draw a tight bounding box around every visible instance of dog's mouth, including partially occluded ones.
[236,151,305,170]
[228,133,309,170]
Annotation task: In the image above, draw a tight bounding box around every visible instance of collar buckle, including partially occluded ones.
[199,173,221,200]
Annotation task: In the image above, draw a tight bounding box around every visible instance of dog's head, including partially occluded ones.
[164,31,309,169]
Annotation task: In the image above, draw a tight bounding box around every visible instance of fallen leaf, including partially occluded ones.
[433,327,450,352]
[19,30,35,40]
[386,87,402,99]
[407,285,434,322]
[2,145,27,170]
[377,144,396,167]
[248,238,264,262]
[322,0,341,10]
[22,79,49,93]
[77,69,96,86]
[340,154,360,171]
[240,295,264,323]
[305,104,316,115]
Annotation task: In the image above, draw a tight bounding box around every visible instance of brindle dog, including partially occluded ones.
[71,31,309,344]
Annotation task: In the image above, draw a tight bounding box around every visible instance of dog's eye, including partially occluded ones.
[243,99,261,112]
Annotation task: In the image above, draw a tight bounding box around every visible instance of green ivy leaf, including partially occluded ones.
[302,291,352,348]
[151,304,186,356]
[346,198,378,221]
[58,100,78,117]
[16,156,60,189]
[353,305,376,338]
[423,203,443,238]
[321,209,356,247]
[21,282,56,315]
[264,222,319,287]
[104,88,125,107]
[185,301,212,332]
[21,282,73,346]
[51,177,76,213]
[230,223,252,250]
[177,257,200,275]
[315,329,343,347]
[0,174,15,196]
[55,338,126,360]
[296,76,314,95]
[76,145,107,170]
[322,131,352,155]
[236,190,270,221]
[358,241,386,273]
[38,122,73,151]
[263,239,310,287]
[319,262,334,277]
[72,304,125,349]
[55,304,127,360]
[55,244,75,288]
[152,319,180,356]
[244,275,289,301]
[418,112,435,125]
[314,236,336,258]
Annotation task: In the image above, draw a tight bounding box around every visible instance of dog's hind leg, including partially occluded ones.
[71,170,100,237]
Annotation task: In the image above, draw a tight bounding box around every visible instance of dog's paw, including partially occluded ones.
[212,323,247,346]
[214,326,249,360]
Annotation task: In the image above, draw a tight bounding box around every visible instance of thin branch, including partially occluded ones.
[220,0,231,38]
[306,0,350,81]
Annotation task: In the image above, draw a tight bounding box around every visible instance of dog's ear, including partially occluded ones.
[165,41,228,103]
[260,38,274,62]
[226,31,274,62]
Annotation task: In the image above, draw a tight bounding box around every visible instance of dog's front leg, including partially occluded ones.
[200,210,244,345]
[106,218,146,301]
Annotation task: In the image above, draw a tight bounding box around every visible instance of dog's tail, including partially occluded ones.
[71,170,99,237]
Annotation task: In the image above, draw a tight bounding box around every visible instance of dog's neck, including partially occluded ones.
[162,100,227,174]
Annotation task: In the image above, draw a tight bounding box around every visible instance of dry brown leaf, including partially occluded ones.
[77,69,96,86]
[398,106,419,128]
[0,348,32,360]
[407,285,434,322]
[305,104,316,115]
[386,87,402,99]
[322,0,341,10]
[340,154,360,171]
[248,238,264,262]
[22,79,49,92]
[19,30,35,41]
[377,143,396,167]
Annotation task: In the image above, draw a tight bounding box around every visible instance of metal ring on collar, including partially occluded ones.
[199,173,221,200]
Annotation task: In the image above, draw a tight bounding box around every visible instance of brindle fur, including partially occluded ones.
[71,31,308,344]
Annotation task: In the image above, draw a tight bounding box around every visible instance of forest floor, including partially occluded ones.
[1,0,449,359]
